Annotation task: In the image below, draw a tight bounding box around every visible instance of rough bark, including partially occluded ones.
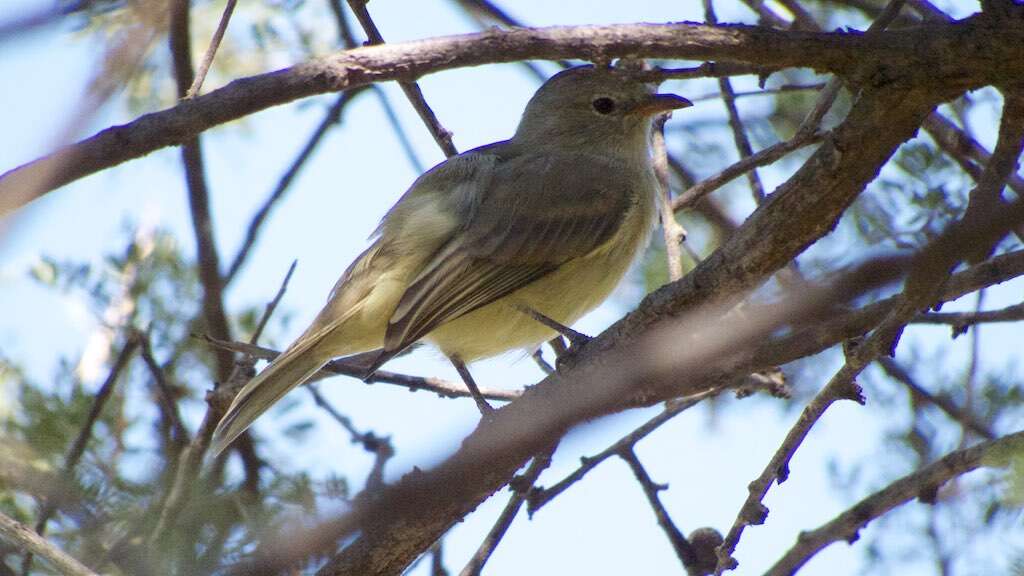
[2,15,1022,214]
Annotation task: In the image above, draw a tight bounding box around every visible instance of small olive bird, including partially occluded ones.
[210,65,691,456]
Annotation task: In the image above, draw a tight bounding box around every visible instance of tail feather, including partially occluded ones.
[210,343,329,457]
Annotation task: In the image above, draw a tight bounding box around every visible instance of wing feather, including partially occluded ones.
[380,152,636,361]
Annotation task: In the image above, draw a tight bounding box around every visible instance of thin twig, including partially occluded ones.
[250,260,297,345]
[688,83,826,103]
[912,301,1024,335]
[200,336,521,401]
[327,1,427,173]
[1,511,101,576]
[876,357,994,440]
[775,0,819,30]
[707,0,766,205]
[736,0,791,28]
[459,445,557,576]
[371,86,427,173]
[528,391,718,515]
[431,541,449,576]
[634,62,777,83]
[169,0,234,382]
[672,131,824,211]
[450,0,564,78]
[22,335,139,575]
[790,0,906,141]
[763,429,1024,576]
[619,448,699,573]
[347,0,458,157]
[138,334,191,446]
[749,250,1024,370]
[145,232,302,545]
[654,115,686,281]
[224,92,361,286]
[184,0,238,99]
[924,112,1024,196]
[309,384,394,491]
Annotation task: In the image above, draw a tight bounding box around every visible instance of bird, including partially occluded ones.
[210,65,692,456]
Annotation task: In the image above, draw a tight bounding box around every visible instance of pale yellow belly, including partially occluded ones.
[425,213,651,361]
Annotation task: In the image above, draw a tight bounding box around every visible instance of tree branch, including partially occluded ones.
[715,85,1024,575]
[619,448,700,573]
[527,391,717,515]
[763,429,1024,576]
[748,249,1024,369]
[22,334,139,575]
[184,0,237,98]
[169,0,234,382]
[458,445,556,576]
[347,0,458,157]
[912,301,1024,334]
[876,356,995,440]
[223,91,362,285]
[0,512,100,576]
[4,17,1022,214]
[200,336,520,401]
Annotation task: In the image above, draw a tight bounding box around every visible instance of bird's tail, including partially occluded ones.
[210,332,333,457]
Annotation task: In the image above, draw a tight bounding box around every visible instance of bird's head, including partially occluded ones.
[514,65,692,150]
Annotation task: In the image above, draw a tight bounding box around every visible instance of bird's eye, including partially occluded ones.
[591,97,616,115]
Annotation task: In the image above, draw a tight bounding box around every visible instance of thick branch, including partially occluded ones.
[3,16,1022,213]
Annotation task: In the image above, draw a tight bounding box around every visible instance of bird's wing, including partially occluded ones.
[381,152,635,358]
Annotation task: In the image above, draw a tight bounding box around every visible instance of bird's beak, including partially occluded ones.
[629,93,693,116]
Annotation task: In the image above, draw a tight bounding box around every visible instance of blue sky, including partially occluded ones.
[2,0,1020,574]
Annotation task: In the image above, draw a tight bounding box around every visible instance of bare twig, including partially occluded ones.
[619,448,699,573]
[431,541,449,576]
[706,0,767,205]
[654,115,686,281]
[672,131,824,211]
[22,335,139,575]
[763,430,1024,576]
[923,112,1024,196]
[736,0,791,28]
[347,0,458,157]
[327,0,426,173]
[184,0,238,99]
[308,385,394,491]
[371,86,427,173]
[250,260,297,345]
[146,247,300,545]
[876,357,995,440]
[912,301,1024,335]
[775,0,819,30]
[169,0,234,382]
[1,511,100,576]
[201,336,521,401]
[224,92,362,286]
[528,391,718,515]
[450,0,566,78]
[138,335,191,446]
[688,83,826,103]
[634,62,777,83]
[459,445,557,576]
[749,250,1024,370]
